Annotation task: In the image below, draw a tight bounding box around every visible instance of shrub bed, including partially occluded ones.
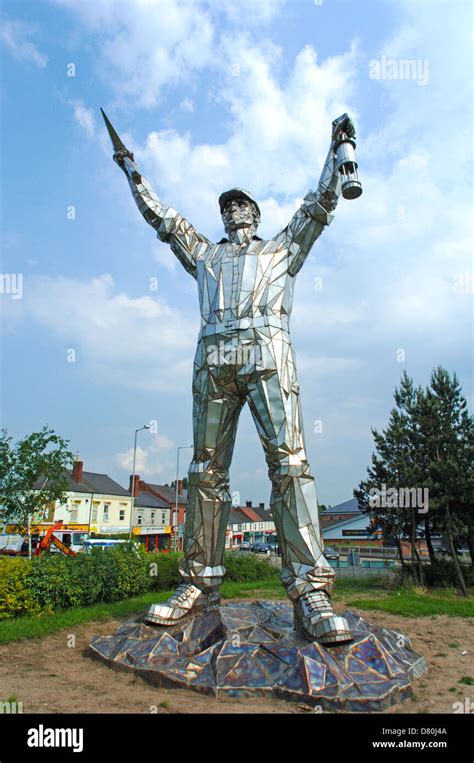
[0,557,39,619]
[148,552,182,591]
[0,544,151,619]
[223,552,279,582]
[0,547,281,619]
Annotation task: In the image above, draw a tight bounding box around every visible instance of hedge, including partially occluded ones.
[0,548,281,619]
[0,544,151,619]
[0,557,39,619]
[223,552,279,582]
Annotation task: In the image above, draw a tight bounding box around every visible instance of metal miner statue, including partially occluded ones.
[102,108,362,645]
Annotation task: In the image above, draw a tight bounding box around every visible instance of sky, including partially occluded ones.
[0,0,472,508]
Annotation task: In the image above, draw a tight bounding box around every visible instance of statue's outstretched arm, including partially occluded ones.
[114,149,211,279]
[285,114,355,277]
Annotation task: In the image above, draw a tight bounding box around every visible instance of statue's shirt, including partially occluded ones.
[161,199,333,339]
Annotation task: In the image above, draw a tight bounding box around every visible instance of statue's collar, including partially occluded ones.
[217,235,263,244]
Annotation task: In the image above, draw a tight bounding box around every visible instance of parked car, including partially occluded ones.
[82,539,129,553]
[323,545,340,561]
[239,542,252,551]
[252,543,270,554]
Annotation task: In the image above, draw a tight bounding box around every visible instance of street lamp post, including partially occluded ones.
[129,425,151,540]
[174,445,192,552]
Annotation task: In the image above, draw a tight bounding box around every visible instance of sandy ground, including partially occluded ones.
[0,602,472,715]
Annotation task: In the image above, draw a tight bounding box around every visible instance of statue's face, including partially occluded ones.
[222,198,259,233]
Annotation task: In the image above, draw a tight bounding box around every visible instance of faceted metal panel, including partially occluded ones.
[89,603,425,712]
[103,111,361,640]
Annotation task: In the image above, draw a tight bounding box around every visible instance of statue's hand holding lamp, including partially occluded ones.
[331,112,363,200]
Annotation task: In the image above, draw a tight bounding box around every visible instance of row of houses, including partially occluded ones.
[1,458,382,551]
[0,459,282,551]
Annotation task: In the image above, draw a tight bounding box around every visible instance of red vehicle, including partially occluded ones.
[36,521,77,557]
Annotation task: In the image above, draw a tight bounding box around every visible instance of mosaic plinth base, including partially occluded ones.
[88,601,426,712]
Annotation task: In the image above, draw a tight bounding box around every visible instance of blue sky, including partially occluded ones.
[0,0,472,507]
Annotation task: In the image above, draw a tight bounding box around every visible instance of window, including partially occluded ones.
[91,508,98,522]
[69,509,78,522]
[103,503,110,522]
[151,512,155,526]
[161,512,166,524]
[119,509,125,521]
[137,513,142,526]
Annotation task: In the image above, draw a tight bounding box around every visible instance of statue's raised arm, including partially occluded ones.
[101,109,211,278]
[285,114,360,276]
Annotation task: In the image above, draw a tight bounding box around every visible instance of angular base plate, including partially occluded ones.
[88,601,426,712]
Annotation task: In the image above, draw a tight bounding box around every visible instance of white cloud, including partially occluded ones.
[54,0,214,109]
[217,0,286,25]
[72,100,95,136]
[0,19,47,68]
[5,273,196,391]
[127,38,358,239]
[115,431,175,477]
[179,97,194,113]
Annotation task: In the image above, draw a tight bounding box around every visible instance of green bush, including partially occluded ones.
[223,552,279,582]
[423,560,473,588]
[1,545,153,618]
[101,543,150,601]
[399,560,473,588]
[148,552,182,591]
[147,550,280,589]
[0,546,282,620]
[0,557,38,619]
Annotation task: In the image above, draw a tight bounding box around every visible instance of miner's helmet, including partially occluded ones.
[219,188,261,218]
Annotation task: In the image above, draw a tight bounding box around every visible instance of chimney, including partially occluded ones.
[72,458,83,483]
[259,502,265,510]
[178,479,183,496]
[246,500,252,508]
[129,474,140,497]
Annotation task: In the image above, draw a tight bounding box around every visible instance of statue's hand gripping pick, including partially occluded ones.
[103,109,361,645]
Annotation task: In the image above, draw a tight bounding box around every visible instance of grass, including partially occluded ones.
[0,590,172,645]
[0,574,471,645]
[221,579,285,599]
[350,586,474,618]
[458,676,474,686]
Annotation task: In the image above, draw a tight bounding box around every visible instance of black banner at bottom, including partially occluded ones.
[0,712,471,761]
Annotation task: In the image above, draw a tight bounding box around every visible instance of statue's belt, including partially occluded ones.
[199,315,290,337]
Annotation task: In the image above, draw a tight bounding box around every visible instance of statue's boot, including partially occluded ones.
[293,590,353,646]
[145,583,221,627]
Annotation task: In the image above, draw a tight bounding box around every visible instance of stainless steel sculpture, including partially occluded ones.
[102,109,362,645]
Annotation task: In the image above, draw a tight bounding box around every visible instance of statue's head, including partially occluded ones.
[219,188,261,236]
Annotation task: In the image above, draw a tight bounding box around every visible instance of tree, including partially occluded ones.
[354,372,427,585]
[0,427,74,537]
[421,368,473,596]
[356,368,473,595]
